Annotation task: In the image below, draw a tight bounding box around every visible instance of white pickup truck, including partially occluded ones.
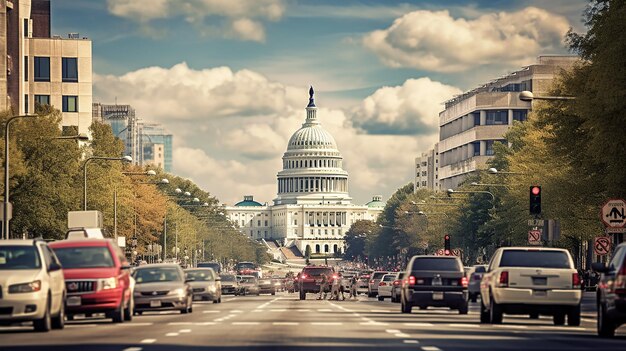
[480,247,581,326]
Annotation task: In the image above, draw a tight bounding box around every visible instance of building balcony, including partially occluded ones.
[438,155,491,181]
[439,92,530,125]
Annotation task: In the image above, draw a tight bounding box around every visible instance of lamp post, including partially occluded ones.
[3,114,38,239]
[447,188,496,211]
[470,182,508,187]
[54,133,90,141]
[83,155,132,210]
[518,91,575,102]
[487,167,525,175]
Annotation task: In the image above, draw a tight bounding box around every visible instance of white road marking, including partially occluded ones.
[386,329,401,334]
[495,325,527,329]
[168,322,193,325]
[128,323,154,326]
[404,340,420,344]
[296,309,311,312]
[165,333,179,337]
[203,310,220,314]
[179,329,192,333]
[270,309,287,312]
[252,310,263,313]
[66,324,98,328]
[395,333,411,338]
[447,324,480,328]
[371,309,391,313]
[360,322,389,326]
[311,322,343,326]
[404,323,434,327]
[140,339,156,344]
[123,348,142,351]
[422,347,442,351]
[317,309,333,312]
[195,322,217,325]
[232,322,260,325]
[230,310,243,313]
[273,322,300,326]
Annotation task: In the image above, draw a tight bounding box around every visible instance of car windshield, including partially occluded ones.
[382,275,395,281]
[186,269,214,281]
[236,262,256,270]
[500,250,571,269]
[53,246,114,269]
[371,272,387,279]
[134,267,182,283]
[220,275,236,282]
[411,258,461,271]
[197,263,220,272]
[474,265,487,273]
[304,268,332,276]
[0,246,41,270]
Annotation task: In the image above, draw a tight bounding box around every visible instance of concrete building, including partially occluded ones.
[1,0,93,135]
[138,122,173,172]
[93,103,138,163]
[435,55,578,189]
[225,88,384,256]
[414,143,439,191]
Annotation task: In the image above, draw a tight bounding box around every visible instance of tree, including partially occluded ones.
[344,220,378,260]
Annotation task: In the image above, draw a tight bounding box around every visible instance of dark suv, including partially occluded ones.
[593,242,626,337]
[298,266,334,300]
[401,255,468,314]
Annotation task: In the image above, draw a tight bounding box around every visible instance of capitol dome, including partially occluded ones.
[274,87,350,205]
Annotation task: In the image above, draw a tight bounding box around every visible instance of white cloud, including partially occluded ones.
[94,63,435,205]
[107,0,285,42]
[363,7,571,72]
[349,78,461,135]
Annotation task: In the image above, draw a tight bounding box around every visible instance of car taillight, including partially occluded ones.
[333,275,338,280]
[572,272,581,289]
[393,280,400,286]
[615,263,626,294]
[408,276,416,285]
[370,280,375,284]
[498,271,509,288]
[379,282,386,286]
[301,274,307,280]
[460,276,468,288]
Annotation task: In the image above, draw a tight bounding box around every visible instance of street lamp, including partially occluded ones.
[487,167,525,175]
[138,178,169,185]
[470,182,508,187]
[54,133,90,141]
[447,188,496,210]
[83,155,132,210]
[123,169,157,176]
[3,114,38,239]
[518,91,575,102]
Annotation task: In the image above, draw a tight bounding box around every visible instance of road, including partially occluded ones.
[1,292,625,351]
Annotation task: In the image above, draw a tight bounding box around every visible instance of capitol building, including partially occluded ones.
[224,87,385,257]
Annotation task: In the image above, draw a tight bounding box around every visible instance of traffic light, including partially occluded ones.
[529,185,542,215]
[444,234,451,255]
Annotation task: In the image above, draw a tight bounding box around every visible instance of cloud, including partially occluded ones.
[93,63,434,206]
[363,7,571,72]
[349,78,461,135]
[107,0,285,42]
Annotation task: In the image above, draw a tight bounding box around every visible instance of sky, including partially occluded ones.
[52,0,589,206]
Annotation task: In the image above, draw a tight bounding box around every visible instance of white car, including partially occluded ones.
[377,273,396,301]
[480,247,582,326]
[0,239,66,331]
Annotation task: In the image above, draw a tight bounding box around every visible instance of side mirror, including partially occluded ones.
[48,262,62,272]
[591,262,608,273]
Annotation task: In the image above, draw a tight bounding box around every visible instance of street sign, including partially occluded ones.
[528,229,541,245]
[606,227,626,234]
[451,249,461,257]
[594,236,611,256]
[436,249,444,256]
[601,199,626,228]
[0,202,12,221]
[527,219,545,227]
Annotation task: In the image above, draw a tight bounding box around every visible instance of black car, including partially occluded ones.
[197,262,221,274]
[298,266,334,300]
[400,255,468,314]
[593,242,626,337]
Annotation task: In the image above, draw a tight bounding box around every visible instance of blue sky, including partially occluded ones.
[51,0,590,205]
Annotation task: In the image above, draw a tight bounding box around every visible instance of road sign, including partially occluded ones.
[451,249,461,257]
[528,230,541,245]
[601,199,626,228]
[606,227,626,234]
[594,236,611,256]
[528,219,545,227]
[0,202,12,221]
[436,249,444,256]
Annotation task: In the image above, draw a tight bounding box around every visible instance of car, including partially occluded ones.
[197,262,221,274]
[467,265,488,302]
[220,274,242,295]
[298,265,335,300]
[239,275,260,296]
[258,278,276,295]
[0,239,66,332]
[368,271,389,297]
[185,268,222,303]
[236,262,262,278]
[479,247,581,326]
[357,274,370,294]
[284,277,295,293]
[377,273,396,301]
[49,239,133,323]
[592,241,626,337]
[400,255,468,314]
[391,272,406,303]
[132,264,193,314]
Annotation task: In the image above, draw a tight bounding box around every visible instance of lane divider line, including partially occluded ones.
[140,339,156,344]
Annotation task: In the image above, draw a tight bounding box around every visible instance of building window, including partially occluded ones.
[486,110,508,125]
[24,56,28,81]
[257,220,261,226]
[23,19,28,37]
[34,57,50,82]
[35,95,50,107]
[264,220,268,227]
[62,96,78,112]
[241,220,245,227]
[62,58,78,82]
[474,113,481,126]
[472,141,480,156]
[485,140,495,156]
[513,110,528,122]
[24,95,28,113]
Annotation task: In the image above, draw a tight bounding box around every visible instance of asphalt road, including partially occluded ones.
[1,292,625,351]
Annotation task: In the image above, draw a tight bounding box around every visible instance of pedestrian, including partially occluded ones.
[349,275,358,299]
[317,273,328,300]
[330,273,341,300]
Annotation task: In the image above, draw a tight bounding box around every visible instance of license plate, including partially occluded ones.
[533,290,547,297]
[67,296,81,307]
[432,292,444,300]
[532,277,547,285]
[150,300,162,308]
[315,279,322,283]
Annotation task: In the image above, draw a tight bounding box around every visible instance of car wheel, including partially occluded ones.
[271,292,275,296]
[458,302,469,315]
[401,298,412,314]
[529,312,539,319]
[378,296,384,301]
[51,296,65,330]
[553,313,565,326]
[418,306,427,310]
[112,300,125,323]
[489,295,503,324]
[218,297,222,303]
[300,291,306,300]
[34,297,52,332]
[213,298,219,304]
[123,297,133,322]
[567,304,581,326]
[479,297,489,323]
[598,302,615,337]
[470,293,477,303]
[66,314,74,321]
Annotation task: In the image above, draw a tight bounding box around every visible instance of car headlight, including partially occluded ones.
[97,277,118,291]
[9,280,41,294]
[171,288,185,297]
[207,285,216,292]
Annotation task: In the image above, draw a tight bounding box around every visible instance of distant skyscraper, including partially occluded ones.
[93,102,138,163]
[138,122,173,172]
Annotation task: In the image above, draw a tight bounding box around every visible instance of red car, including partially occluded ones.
[49,239,133,323]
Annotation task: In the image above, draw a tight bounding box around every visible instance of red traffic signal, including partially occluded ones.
[444,234,451,252]
[444,249,450,255]
[531,186,541,196]
[529,185,542,215]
